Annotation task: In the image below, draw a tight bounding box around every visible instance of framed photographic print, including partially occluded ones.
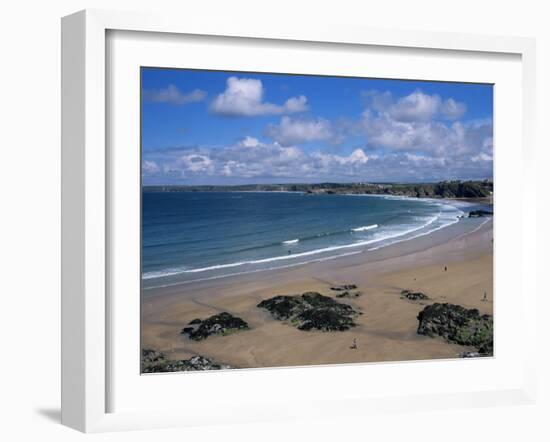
[61,9,537,432]
[140,67,495,371]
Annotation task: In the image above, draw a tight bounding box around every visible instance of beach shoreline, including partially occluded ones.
[141,217,493,369]
[141,192,489,289]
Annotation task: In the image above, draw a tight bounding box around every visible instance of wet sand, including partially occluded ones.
[141,218,493,369]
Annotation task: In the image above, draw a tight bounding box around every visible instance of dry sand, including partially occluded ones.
[141,219,493,369]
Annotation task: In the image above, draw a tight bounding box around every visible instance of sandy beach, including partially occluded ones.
[141,217,493,369]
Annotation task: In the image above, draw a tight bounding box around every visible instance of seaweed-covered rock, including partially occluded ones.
[400,289,429,301]
[297,308,356,331]
[258,292,358,331]
[257,295,303,320]
[141,349,232,373]
[181,312,249,341]
[142,348,165,364]
[468,210,493,218]
[335,290,362,298]
[330,284,358,291]
[189,318,202,325]
[417,303,493,355]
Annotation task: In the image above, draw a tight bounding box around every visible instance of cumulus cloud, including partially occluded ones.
[177,154,214,174]
[142,88,491,184]
[389,90,441,122]
[471,152,492,163]
[310,149,369,174]
[359,91,489,162]
[142,130,492,183]
[265,116,334,145]
[239,136,261,148]
[210,77,308,116]
[360,109,451,153]
[142,137,372,183]
[363,89,467,122]
[143,84,206,105]
[142,160,160,175]
[440,98,467,120]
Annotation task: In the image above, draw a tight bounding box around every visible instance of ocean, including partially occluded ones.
[141,191,485,288]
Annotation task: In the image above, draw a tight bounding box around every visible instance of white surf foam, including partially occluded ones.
[143,250,363,289]
[351,224,378,232]
[148,214,443,277]
[142,266,188,280]
[142,200,469,283]
[367,207,462,251]
[282,239,299,244]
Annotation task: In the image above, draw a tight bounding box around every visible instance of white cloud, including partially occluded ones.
[143,88,490,184]
[348,148,370,164]
[142,160,160,175]
[440,98,467,120]
[471,152,492,162]
[177,154,214,174]
[265,116,333,145]
[312,148,369,171]
[143,84,206,105]
[210,77,308,116]
[360,93,486,160]
[353,90,492,180]
[143,138,373,182]
[363,89,467,122]
[389,90,441,122]
[143,133,492,183]
[239,136,261,148]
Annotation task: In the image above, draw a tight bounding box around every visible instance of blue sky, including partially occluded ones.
[141,67,493,185]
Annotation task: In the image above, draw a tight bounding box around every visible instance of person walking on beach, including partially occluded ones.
[482,291,487,302]
[444,266,447,272]
[350,338,357,350]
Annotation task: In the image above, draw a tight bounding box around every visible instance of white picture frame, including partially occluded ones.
[61,9,537,433]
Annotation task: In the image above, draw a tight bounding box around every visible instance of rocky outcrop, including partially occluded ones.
[468,210,493,218]
[145,180,493,199]
[141,349,232,372]
[400,289,429,301]
[329,284,362,298]
[181,312,249,341]
[417,303,493,355]
[257,291,359,331]
[335,290,362,299]
[331,284,358,291]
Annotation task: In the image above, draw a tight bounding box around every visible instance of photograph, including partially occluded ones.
[140,67,494,373]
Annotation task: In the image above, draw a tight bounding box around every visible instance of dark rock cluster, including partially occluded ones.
[181,312,249,341]
[257,291,359,331]
[330,284,358,291]
[329,284,362,298]
[400,289,429,301]
[141,349,232,373]
[468,210,493,218]
[335,291,362,299]
[417,303,493,355]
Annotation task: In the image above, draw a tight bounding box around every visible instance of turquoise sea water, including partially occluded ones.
[141,191,484,288]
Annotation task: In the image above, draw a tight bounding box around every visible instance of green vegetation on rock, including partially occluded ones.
[144,180,493,199]
[417,303,493,355]
[141,349,232,372]
[258,291,359,331]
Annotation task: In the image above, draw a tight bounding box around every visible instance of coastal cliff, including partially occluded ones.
[143,180,492,199]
